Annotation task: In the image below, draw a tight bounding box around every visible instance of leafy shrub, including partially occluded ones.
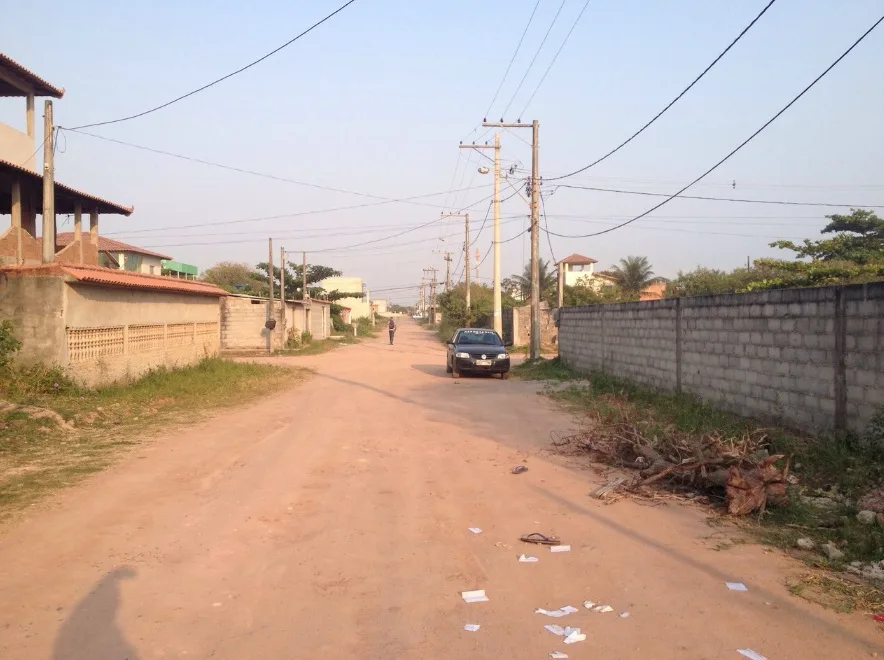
[0,320,22,371]
[300,331,313,345]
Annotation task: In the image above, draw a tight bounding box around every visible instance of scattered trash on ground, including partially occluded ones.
[563,628,586,644]
[550,545,571,553]
[468,527,482,534]
[726,582,749,592]
[582,600,595,609]
[551,426,790,516]
[737,649,767,660]
[544,624,565,636]
[512,465,529,474]
[619,612,630,618]
[549,652,568,659]
[461,590,489,603]
[495,541,513,549]
[592,605,614,613]
[463,624,480,632]
[535,606,578,618]
[873,614,884,623]
[519,554,539,563]
[521,532,561,546]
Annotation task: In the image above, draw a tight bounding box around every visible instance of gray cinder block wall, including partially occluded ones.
[558,282,884,434]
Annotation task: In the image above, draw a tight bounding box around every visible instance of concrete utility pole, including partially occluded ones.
[474,248,481,283]
[460,132,501,334]
[41,101,55,263]
[557,261,564,309]
[443,252,452,290]
[440,212,471,326]
[483,120,540,358]
[423,268,438,325]
[302,251,308,300]
[267,238,274,354]
[280,247,286,303]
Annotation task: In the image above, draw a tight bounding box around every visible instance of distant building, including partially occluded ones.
[56,233,172,275]
[557,253,599,287]
[372,299,388,315]
[318,275,372,319]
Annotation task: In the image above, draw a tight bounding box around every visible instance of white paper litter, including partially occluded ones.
[592,605,614,613]
[582,600,595,609]
[461,590,489,603]
[463,624,480,632]
[535,605,578,618]
[563,630,587,645]
[563,627,579,636]
[619,611,630,618]
[544,624,565,636]
[468,527,482,534]
[549,653,568,659]
[550,545,571,553]
[519,554,539,563]
[726,582,749,592]
[737,650,767,660]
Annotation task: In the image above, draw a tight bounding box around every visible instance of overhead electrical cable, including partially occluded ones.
[68,0,361,129]
[544,13,884,239]
[546,0,779,181]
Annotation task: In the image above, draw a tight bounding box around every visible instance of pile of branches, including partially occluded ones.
[552,413,790,516]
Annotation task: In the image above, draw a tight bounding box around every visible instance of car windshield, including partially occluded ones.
[455,330,503,346]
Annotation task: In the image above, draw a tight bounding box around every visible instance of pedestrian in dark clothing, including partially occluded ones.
[388,318,397,345]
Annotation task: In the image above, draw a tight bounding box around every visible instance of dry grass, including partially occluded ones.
[787,571,884,614]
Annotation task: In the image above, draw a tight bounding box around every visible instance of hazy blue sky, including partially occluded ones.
[3,0,883,304]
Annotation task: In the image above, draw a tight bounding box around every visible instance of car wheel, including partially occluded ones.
[500,372,510,380]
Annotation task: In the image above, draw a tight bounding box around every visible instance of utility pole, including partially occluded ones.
[474,248,480,283]
[483,120,540,358]
[280,247,285,303]
[441,212,471,325]
[423,268,439,325]
[302,251,308,300]
[41,101,55,263]
[443,252,452,290]
[460,132,501,334]
[267,238,274,354]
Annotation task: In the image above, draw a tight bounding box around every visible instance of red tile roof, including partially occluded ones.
[558,253,598,265]
[56,232,172,260]
[0,264,226,297]
[0,53,65,98]
[0,158,133,215]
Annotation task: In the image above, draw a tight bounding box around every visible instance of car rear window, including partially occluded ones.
[456,330,503,346]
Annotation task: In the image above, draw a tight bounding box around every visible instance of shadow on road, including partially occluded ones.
[53,566,139,660]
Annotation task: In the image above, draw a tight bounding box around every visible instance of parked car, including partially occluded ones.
[446,328,511,379]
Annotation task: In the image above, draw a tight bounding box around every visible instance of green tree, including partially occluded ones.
[202,262,267,296]
[608,256,655,296]
[771,209,884,264]
[563,281,634,306]
[509,258,556,304]
[664,267,757,298]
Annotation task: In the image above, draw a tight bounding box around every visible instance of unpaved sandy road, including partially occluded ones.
[0,321,880,659]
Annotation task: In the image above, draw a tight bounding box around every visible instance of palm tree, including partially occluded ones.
[608,256,655,296]
[510,258,556,303]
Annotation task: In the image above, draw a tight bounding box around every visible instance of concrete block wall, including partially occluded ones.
[559,282,884,434]
[220,297,282,351]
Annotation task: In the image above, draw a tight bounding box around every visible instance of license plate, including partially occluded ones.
[475,360,492,366]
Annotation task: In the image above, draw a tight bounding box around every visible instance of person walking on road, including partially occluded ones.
[388,318,397,345]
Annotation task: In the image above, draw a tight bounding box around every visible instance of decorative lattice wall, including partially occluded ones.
[67,327,125,363]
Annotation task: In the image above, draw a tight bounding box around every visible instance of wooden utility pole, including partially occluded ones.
[483,120,540,358]
[302,251,308,300]
[280,247,286,303]
[41,101,55,263]
[460,132,501,334]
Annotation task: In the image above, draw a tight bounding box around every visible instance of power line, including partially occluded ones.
[546,0,779,182]
[501,0,568,119]
[544,12,884,240]
[62,127,455,210]
[68,0,361,130]
[551,183,884,209]
[483,0,544,120]
[519,0,593,118]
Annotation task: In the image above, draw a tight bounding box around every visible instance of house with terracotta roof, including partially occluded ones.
[0,52,132,267]
[557,253,599,287]
[56,232,172,275]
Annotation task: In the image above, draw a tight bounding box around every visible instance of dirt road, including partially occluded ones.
[0,321,879,659]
